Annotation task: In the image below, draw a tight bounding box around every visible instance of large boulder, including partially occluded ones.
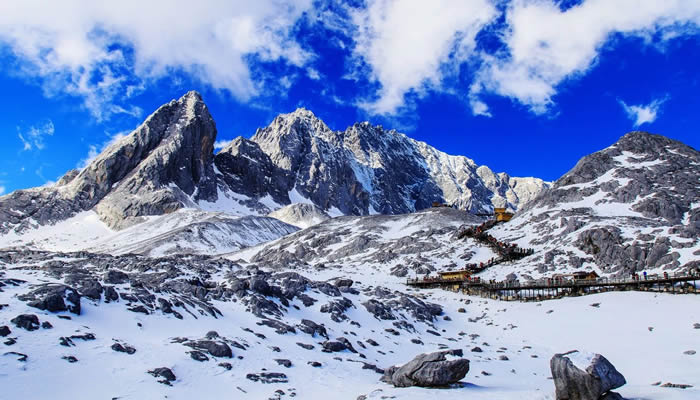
[381,349,470,388]
[550,350,626,400]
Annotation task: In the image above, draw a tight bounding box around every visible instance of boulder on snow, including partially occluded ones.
[381,349,470,388]
[11,314,40,331]
[18,284,81,315]
[550,350,626,400]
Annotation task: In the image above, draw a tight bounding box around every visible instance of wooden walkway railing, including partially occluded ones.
[406,272,700,300]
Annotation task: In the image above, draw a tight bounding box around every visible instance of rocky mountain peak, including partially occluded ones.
[0,91,219,232]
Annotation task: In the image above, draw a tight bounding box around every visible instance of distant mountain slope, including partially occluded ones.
[216,109,549,216]
[0,209,298,257]
[485,131,700,279]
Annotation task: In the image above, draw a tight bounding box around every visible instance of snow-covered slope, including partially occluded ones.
[230,208,494,278]
[482,131,700,280]
[268,203,330,229]
[0,209,298,257]
[1,243,698,399]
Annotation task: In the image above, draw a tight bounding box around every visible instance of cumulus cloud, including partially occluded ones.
[0,186,5,195]
[619,96,668,127]
[18,120,55,151]
[0,0,314,120]
[471,0,700,115]
[351,0,497,114]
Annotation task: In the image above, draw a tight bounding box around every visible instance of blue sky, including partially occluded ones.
[1,0,699,195]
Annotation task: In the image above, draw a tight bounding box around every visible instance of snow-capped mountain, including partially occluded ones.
[485,131,700,279]
[0,91,548,237]
[218,108,549,216]
[0,91,218,232]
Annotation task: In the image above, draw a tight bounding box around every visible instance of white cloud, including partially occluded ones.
[471,0,700,115]
[0,0,314,120]
[0,186,5,195]
[351,0,497,114]
[619,96,668,127]
[214,139,234,150]
[17,120,55,151]
[307,67,321,80]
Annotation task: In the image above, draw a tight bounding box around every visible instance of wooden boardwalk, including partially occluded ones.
[406,272,700,301]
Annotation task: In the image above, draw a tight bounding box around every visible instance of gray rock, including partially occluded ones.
[381,349,470,388]
[111,343,136,354]
[550,351,626,400]
[0,326,11,336]
[246,372,288,384]
[10,314,40,331]
[185,340,233,358]
[19,284,81,315]
[148,367,176,385]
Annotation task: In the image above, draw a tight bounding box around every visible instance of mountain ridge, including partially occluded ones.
[0,91,550,232]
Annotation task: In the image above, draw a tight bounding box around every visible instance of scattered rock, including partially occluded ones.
[218,362,232,370]
[111,343,136,354]
[275,359,292,368]
[334,279,353,288]
[660,382,693,389]
[62,355,78,363]
[41,321,53,329]
[20,284,81,315]
[0,326,10,337]
[471,347,483,353]
[683,350,696,355]
[308,361,322,368]
[246,372,288,384]
[11,314,40,331]
[296,342,314,350]
[148,367,176,385]
[184,339,233,358]
[190,350,209,362]
[457,308,466,313]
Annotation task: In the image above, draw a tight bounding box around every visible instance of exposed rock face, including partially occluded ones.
[381,349,470,388]
[0,91,218,232]
[216,108,548,216]
[550,351,626,400]
[489,131,700,278]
